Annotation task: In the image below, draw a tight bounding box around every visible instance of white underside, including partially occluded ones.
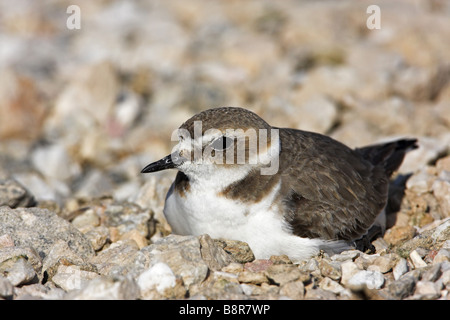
[164,179,350,262]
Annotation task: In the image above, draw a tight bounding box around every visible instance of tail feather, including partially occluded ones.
[355,139,418,176]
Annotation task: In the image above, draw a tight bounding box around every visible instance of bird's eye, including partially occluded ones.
[211,136,233,151]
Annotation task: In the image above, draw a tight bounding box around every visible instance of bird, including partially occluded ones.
[141,107,417,262]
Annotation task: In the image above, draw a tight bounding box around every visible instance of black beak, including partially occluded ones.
[141,153,184,173]
[141,154,176,173]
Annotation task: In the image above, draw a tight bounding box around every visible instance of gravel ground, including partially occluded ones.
[0,0,449,300]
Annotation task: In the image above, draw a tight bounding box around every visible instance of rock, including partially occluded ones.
[74,169,114,199]
[319,259,342,281]
[269,255,292,265]
[433,248,450,264]
[101,201,153,241]
[393,258,409,280]
[331,250,360,262]
[0,276,13,299]
[422,263,442,282]
[120,230,148,249]
[0,257,36,286]
[140,235,209,288]
[279,280,305,299]
[410,250,428,268]
[221,263,244,274]
[65,276,139,300]
[13,283,65,300]
[304,287,337,300]
[0,173,36,208]
[430,218,450,242]
[347,270,385,290]
[0,207,94,260]
[293,95,338,134]
[0,234,14,248]
[71,208,101,231]
[0,70,46,140]
[82,226,110,251]
[384,225,417,247]
[340,261,361,286]
[52,265,99,291]
[244,259,273,273]
[388,273,417,299]
[265,264,305,286]
[367,254,397,274]
[411,281,441,300]
[319,277,348,296]
[137,262,186,299]
[237,271,269,285]
[198,234,233,271]
[42,240,96,281]
[31,142,81,181]
[0,247,42,275]
[432,179,450,218]
[89,240,141,276]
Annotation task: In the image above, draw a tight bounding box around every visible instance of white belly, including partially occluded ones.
[163,181,349,262]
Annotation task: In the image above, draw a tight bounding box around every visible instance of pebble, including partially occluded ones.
[137,262,177,297]
[0,207,94,261]
[0,173,36,208]
[340,261,361,286]
[279,280,305,300]
[65,276,140,300]
[52,265,99,291]
[411,281,442,300]
[347,270,385,290]
[410,250,428,268]
[393,258,409,280]
[0,257,36,286]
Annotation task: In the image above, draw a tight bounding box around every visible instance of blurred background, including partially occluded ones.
[0,0,449,208]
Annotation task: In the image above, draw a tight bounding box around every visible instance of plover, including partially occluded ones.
[141,107,417,261]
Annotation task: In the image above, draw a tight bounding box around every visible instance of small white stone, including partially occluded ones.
[347,270,385,290]
[137,262,176,294]
[410,250,427,268]
[340,261,360,286]
[319,277,347,295]
[414,281,441,299]
[393,258,409,280]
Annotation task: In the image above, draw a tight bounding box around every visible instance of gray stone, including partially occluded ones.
[89,240,141,276]
[340,261,361,286]
[0,246,42,275]
[198,234,233,271]
[422,263,442,282]
[0,207,94,260]
[265,264,305,286]
[64,276,139,300]
[52,265,99,292]
[213,239,255,264]
[0,257,36,286]
[319,259,342,281]
[13,283,65,300]
[42,240,97,281]
[140,235,209,287]
[137,262,186,299]
[388,274,417,299]
[0,173,35,208]
[347,270,385,290]
[279,280,305,299]
[410,281,442,300]
[393,258,409,280]
[0,276,13,298]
